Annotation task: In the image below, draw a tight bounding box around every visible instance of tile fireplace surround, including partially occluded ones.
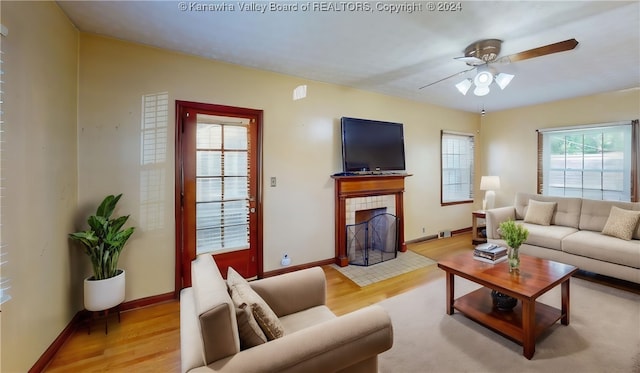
[346,195,396,225]
[332,174,411,267]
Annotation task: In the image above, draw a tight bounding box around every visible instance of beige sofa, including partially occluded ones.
[180,255,393,373]
[485,192,640,284]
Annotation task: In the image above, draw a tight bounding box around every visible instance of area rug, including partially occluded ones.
[331,250,436,287]
[376,275,640,372]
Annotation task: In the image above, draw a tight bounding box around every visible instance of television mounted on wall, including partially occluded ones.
[340,117,406,173]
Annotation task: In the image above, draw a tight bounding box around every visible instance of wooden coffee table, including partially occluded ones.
[437,252,578,359]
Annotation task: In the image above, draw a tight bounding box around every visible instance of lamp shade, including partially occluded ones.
[480,176,501,191]
[473,86,490,96]
[455,79,472,95]
[480,176,500,210]
[495,73,514,90]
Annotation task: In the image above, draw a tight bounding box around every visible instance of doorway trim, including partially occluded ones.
[174,100,264,291]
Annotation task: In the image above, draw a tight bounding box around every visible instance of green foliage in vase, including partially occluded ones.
[498,219,529,249]
[69,194,135,280]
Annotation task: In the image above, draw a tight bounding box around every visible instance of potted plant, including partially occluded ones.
[498,219,529,274]
[70,194,135,311]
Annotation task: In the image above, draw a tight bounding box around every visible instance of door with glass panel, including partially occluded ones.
[177,101,262,286]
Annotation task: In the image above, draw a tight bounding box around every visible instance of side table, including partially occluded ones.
[471,210,487,245]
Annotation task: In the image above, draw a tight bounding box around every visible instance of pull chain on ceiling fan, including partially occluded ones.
[419,38,579,96]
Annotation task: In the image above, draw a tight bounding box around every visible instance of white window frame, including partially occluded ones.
[441,130,475,205]
[538,121,638,202]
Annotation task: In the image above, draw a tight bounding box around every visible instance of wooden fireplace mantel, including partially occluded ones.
[332,173,412,267]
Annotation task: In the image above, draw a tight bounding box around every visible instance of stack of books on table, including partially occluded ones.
[473,243,507,264]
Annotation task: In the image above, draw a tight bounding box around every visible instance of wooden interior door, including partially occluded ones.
[176,101,262,288]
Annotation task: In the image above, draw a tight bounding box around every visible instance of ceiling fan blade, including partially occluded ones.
[454,56,485,66]
[419,67,476,90]
[495,38,579,63]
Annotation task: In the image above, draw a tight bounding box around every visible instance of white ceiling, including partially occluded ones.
[57,1,640,113]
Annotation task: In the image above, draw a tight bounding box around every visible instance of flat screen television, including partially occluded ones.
[341,117,406,173]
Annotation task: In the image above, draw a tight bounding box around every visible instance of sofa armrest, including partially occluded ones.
[485,206,516,239]
[207,305,393,373]
[180,287,205,373]
[250,267,326,317]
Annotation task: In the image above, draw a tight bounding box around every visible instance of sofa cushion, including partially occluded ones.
[279,305,337,334]
[234,304,267,349]
[524,199,556,226]
[227,267,285,341]
[226,271,268,349]
[579,199,640,236]
[601,206,640,241]
[515,192,582,228]
[519,221,578,251]
[562,230,640,269]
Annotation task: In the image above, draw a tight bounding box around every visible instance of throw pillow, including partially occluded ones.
[601,206,640,241]
[524,199,557,226]
[234,305,267,349]
[227,267,285,341]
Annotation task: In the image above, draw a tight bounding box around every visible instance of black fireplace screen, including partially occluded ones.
[346,213,398,266]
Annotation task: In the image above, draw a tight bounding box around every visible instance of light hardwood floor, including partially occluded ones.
[44,234,470,372]
[43,233,638,372]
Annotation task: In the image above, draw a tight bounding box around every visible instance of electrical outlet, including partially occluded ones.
[422,227,426,233]
[270,177,277,187]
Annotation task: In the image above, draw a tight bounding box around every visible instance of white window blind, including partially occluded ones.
[195,114,250,255]
[441,131,475,204]
[539,122,634,201]
[0,24,9,306]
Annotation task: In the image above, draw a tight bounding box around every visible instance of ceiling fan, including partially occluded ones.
[419,38,579,95]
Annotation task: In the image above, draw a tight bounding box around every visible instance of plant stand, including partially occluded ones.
[87,304,121,335]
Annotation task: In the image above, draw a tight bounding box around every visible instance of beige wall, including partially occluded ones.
[1,1,79,371]
[77,33,480,300]
[480,88,640,207]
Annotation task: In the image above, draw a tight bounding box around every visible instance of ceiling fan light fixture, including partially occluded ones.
[473,86,490,96]
[474,70,493,87]
[495,73,514,90]
[455,79,472,95]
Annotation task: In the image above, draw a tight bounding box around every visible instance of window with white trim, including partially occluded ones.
[441,131,475,205]
[538,121,638,202]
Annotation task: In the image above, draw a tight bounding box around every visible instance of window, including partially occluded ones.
[538,121,638,202]
[441,131,475,205]
[195,114,250,254]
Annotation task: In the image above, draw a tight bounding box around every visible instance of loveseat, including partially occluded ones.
[485,192,640,284]
[180,255,394,373]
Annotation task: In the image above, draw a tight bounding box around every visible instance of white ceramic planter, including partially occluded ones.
[83,269,126,311]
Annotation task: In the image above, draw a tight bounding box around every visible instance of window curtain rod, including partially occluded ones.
[537,121,632,133]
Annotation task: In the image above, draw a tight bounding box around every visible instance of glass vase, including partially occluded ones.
[508,246,520,274]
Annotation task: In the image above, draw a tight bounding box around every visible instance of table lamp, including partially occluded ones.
[480,176,500,210]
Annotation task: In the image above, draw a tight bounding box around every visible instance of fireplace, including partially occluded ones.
[346,207,398,266]
[332,174,411,267]
[346,195,396,225]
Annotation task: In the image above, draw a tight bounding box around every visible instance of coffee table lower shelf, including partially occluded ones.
[454,287,563,346]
